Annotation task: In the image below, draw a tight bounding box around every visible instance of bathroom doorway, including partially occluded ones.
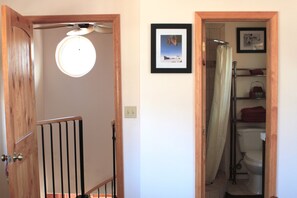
[194,12,278,198]
[205,21,267,197]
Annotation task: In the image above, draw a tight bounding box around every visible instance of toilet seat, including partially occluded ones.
[245,151,262,166]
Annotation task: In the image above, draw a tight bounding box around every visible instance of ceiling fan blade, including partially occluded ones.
[94,25,113,34]
[67,26,95,36]
[34,24,73,30]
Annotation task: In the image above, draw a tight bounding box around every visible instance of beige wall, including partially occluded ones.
[34,30,44,121]
[0,41,9,198]
[0,0,140,197]
[38,27,115,192]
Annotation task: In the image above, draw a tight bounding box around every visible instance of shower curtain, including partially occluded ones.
[205,45,232,184]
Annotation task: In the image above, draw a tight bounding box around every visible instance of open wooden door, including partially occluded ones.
[1,5,40,197]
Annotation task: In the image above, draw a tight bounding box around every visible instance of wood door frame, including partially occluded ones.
[195,12,278,198]
[26,14,124,198]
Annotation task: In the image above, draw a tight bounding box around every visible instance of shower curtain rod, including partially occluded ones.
[213,39,229,45]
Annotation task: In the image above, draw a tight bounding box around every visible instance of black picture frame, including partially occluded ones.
[236,27,266,53]
[151,24,192,73]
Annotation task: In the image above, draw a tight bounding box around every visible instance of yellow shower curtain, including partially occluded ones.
[205,45,232,184]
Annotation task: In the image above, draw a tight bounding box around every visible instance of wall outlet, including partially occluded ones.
[124,106,137,118]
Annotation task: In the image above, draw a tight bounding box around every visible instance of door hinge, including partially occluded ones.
[202,41,206,52]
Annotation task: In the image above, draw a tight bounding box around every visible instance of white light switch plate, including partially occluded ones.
[124,106,137,118]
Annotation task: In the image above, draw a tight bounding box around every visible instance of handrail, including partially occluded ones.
[86,177,115,195]
[37,116,82,125]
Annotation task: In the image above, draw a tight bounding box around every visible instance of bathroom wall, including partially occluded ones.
[225,22,266,125]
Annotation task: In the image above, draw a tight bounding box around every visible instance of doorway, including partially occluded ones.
[28,15,124,198]
[195,12,278,198]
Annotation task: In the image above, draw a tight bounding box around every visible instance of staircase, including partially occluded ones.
[37,117,117,198]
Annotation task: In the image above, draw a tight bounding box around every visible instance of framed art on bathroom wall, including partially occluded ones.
[237,27,266,53]
[151,24,192,73]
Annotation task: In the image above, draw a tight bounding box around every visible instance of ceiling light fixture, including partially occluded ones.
[55,36,96,77]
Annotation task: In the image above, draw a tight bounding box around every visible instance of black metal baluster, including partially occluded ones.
[41,125,47,197]
[105,184,107,198]
[98,188,100,198]
[112,122,116,197]
[79,120,86,196]
[50,123,56,198]
[59,123,64,197]
[73,120,78,196]
[65,122,71,198]
[111,181,114,198]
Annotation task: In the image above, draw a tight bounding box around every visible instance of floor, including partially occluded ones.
[206,174,262,198]
[206,171,227,198]
[225,192,262,198]
[227,179,255,195]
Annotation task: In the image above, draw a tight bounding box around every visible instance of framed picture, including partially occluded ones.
[236,27,266,53]
[151,24,192,73]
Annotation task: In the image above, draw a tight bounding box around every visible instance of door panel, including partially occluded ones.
[2,5,40,197]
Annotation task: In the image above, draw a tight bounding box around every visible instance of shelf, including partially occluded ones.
[232,68,266,77]
[233,74,266,77]
[233,119,266,123]
[230,62,267,184]
[233,68,266,71]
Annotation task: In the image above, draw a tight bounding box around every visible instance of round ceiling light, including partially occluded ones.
[55,36,96,77]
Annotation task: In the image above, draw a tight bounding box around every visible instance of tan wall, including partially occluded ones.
[38,27,115,192]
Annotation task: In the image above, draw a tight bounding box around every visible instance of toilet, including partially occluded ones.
[236,127,265,194]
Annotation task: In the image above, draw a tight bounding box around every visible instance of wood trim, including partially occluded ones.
[112,15,125,198]
[27,14,119,24]
[196,12,277,21]
[195,12,278,198]
[194,13,204,198]
[26,14,124,198]
[265,13,278,197]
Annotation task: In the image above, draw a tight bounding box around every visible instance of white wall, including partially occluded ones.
[1,0,297,198]
[139,0,297,198]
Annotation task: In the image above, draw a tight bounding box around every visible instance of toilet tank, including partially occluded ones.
[236,127,266,152]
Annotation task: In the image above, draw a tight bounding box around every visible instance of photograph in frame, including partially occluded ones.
[151,24,192,73]
[237,27,266,53]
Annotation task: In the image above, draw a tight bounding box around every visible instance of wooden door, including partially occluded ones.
[1,5,40,198]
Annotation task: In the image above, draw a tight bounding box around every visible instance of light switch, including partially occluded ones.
[124,106,137,118]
